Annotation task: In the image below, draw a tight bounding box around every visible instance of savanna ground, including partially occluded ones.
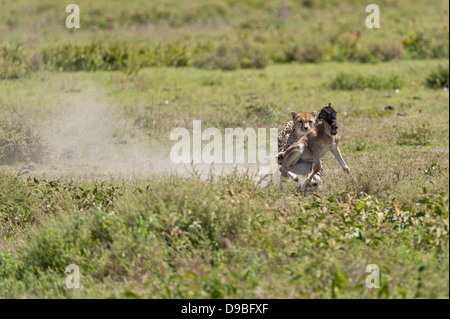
[0,0,448,298]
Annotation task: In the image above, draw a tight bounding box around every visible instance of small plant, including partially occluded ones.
[424,162,441,176]
[425,65,449,88]
[355,140,367,152]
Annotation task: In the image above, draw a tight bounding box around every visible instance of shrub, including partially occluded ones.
[284,41,326,63]
[0,45,32,80]
[329,44,376,63]
[193,44,240,70]
[430,37,449,58]
[330,73,403,90]
[402,31,430,59]
[0,107,47,164]
[43,42,131,72]
[354,47,377,63]
[425,65,449,88]
[238,41,269,69]
[143,42,197,67]
[369,41,404,61]
[329,32,365,62]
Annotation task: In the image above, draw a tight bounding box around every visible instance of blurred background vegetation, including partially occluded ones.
[0,0,448,76]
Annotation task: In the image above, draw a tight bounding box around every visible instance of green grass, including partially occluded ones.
[0,171,124,239]
[330,73,403,90]
[0,59,448,298]
[0,0,448,299]
[0,173,448,298]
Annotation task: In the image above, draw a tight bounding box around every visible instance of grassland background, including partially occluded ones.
[0,0,448,298]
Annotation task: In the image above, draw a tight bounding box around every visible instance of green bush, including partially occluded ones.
[328,32,376,63]
[239,42,269,69]
[0,108,47,165]
[142,42,202,67]
[425,65,449,88]
[0,45,32,80]
[285,41,326,63]
[330,73,403,90]
[369,41,404,61]
[43,42,131,72]
[402,31,430,59]
[330,44,357,62]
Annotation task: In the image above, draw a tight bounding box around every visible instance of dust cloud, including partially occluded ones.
[36,82,262,180]
[39,82,175,179]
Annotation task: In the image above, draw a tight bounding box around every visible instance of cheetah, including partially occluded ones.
[278,103,350,191]
[278,111,317,154]
[277,111,323,187]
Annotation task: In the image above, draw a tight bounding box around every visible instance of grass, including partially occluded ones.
[0,1,448,76]
[0,173,448,298]
[0,0,448,299]
[0,59,448,298]
[396,122,433,146]
[0,107,47,164]
[0,171,124,239]
[330,73,403,90]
